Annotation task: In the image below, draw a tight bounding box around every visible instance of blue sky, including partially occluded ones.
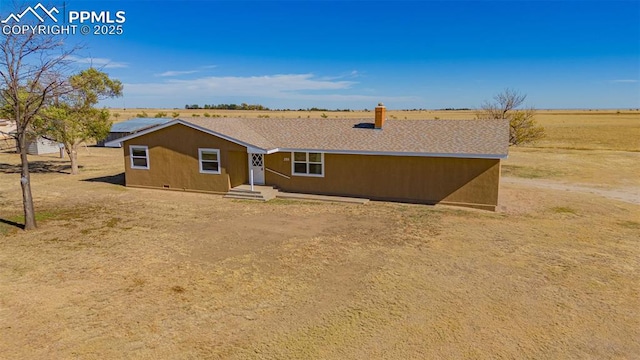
[3,0,639,109]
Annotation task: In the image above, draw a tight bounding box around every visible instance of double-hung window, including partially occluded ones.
[199,148,221,174]
[292,152,323,177]
[130,145,149,169]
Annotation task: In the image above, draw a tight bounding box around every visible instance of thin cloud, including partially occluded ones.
[119,73,415,106]
[157,70,199,77]
[156,65,218,77]
[67,56,128,69]
[609,79,638,83]
[127,74,356,97]
[321,70,362,81]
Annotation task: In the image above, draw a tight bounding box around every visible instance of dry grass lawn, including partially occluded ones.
[0,110,638,359]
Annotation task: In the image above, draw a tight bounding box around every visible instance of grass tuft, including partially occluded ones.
[171,285,186,293]
[9,210,59,224]
[105,217,121,228]
[0,224,15,236]
[550,206,578,215]
[618,220,640,229]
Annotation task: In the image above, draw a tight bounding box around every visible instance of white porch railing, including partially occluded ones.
[265,167,291,179]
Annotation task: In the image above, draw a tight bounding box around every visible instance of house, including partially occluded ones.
[106,105,509,210]
[98,117,172,147]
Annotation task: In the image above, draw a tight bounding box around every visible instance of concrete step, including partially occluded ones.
[225,193,265,199]
[227,188,262,194]
[224,194,268,201]
[226,191,264,196]
[225,185,279,201]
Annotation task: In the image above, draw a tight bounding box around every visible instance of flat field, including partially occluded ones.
[114,108,640,151]
[0,110,638,358]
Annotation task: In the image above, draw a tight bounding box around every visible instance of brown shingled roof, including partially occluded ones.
[181,117,509,158]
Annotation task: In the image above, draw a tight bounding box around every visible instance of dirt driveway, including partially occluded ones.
[502,176,640,205]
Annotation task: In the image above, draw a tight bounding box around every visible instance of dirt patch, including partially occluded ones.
[502,176,640,205]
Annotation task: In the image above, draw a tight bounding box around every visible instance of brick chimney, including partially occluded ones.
[374,103,386,129]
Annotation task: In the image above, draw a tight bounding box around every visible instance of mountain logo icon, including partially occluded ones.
[1,3,59,24]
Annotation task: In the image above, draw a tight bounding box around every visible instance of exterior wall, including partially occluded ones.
[98,132,130,147]
[123,124,248,193]
[118,123,501,209]
[26,137,60,155]
[265,152,501,210]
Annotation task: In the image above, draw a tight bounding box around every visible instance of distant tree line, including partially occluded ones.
[297,107,352,112]
[185,103,269,110]
[183,103,358,112]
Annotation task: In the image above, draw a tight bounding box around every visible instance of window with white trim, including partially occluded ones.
[292,152,324,177]
[130,145,149,169]
[199,148,221,174]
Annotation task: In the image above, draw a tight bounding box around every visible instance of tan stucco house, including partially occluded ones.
[106,105,509,210]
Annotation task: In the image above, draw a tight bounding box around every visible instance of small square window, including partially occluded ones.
[199,148,221,174]
[130,145,149,170]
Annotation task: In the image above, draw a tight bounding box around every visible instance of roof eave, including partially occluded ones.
[274,148,508,159]
[103,119,268,152]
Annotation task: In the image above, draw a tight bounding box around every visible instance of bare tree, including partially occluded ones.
[476,88,545,146]
[0,26,77,229]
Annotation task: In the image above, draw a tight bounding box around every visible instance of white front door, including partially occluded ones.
[249,153,265,185]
